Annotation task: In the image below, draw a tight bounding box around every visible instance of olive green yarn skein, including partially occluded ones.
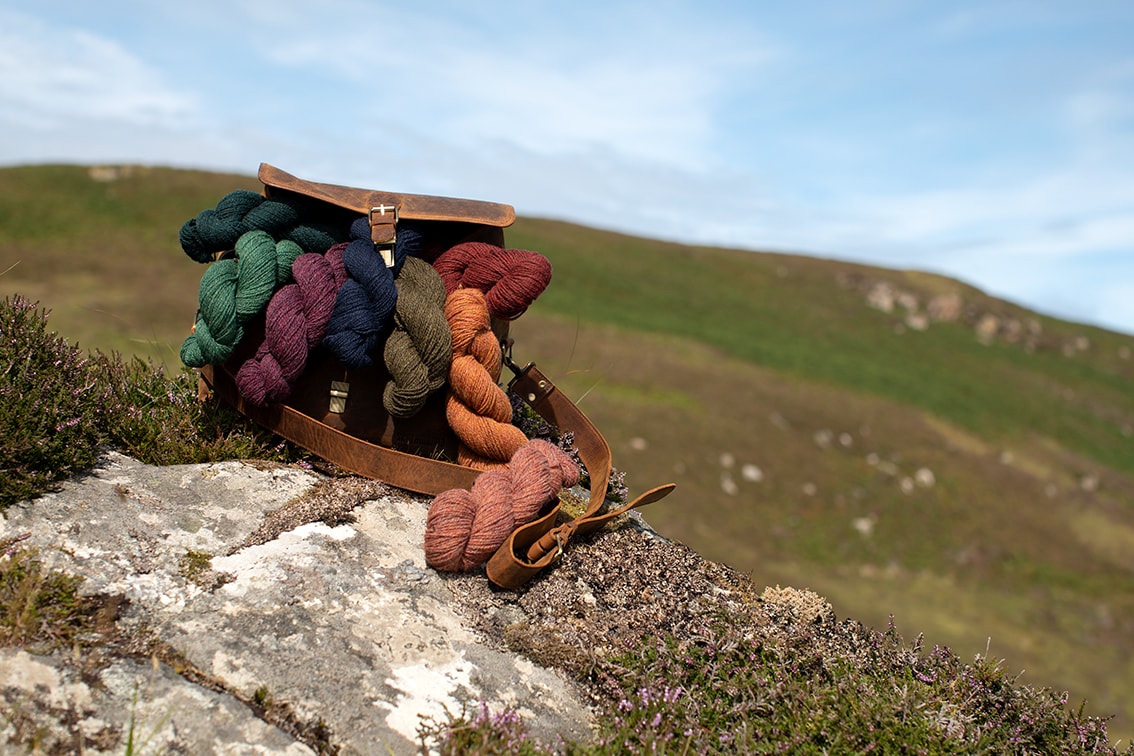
[382,256,452,418]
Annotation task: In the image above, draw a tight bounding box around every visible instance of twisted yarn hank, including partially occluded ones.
[322,217,424,369]
[180,190,346,263]
[444,288,528,469]
[381,256,452,418]
[234,243,349,406]
[433,242,552,320]
[424,439,580,572]
[180,231,302,368]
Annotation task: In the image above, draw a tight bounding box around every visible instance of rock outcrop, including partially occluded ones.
[0,453,595,753]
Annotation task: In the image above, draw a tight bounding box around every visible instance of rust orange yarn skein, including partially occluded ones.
[444,287,528,469]
[425,439,580,572]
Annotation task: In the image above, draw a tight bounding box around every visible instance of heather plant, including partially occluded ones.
[0,295,113,506]
[424,616,1131,755]
[0,295,298,507]
[418,702,561,756]
[595,622,1123,755]
[99,351,297,469]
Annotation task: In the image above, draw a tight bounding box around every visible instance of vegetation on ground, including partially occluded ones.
[0,542,101,652]
[419,593,1129,755]
[4,273,1129,754]
[0,295,300,508]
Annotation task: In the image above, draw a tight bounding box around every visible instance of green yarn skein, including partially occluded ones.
[181,231,302,367]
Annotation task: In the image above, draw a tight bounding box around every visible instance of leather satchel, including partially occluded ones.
[183,163,674,588]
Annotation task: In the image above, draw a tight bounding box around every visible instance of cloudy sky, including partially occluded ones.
[2,1,1132,334]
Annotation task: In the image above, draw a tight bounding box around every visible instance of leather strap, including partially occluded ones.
[259,163,516,228]
[486,363,676,588]
[201,363,480,495]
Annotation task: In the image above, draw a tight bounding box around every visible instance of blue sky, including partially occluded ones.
[3,1,1132,334]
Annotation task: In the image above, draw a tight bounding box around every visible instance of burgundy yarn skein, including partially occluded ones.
[235,243,349,405]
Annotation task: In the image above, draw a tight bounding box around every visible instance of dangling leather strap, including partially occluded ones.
[486,362,676,588]
[198,360,675,588]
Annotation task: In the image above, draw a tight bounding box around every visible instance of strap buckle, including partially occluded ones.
[369,204,398,267]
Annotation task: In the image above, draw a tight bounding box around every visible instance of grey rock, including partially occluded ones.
[0,452,594,754]
[0,648,308,754]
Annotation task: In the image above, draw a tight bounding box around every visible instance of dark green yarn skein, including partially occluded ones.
[180,190,346,263]
[179,191,264,263]
[180,231,303,367]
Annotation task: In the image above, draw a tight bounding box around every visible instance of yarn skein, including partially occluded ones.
[180,231,302,368]
[180,190,347,263]
[234,243,349,406]
[443,288,528,469]
[381,256,452,418]
[432,242,553,320]
[322,217,424,369]
[424,439,580,572]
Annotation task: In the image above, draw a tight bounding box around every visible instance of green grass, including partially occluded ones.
[0,164,260,365]
[507,218,1134,478]
[0,542,103,652]
[20,296,1122,755]
[510,310,1134,739]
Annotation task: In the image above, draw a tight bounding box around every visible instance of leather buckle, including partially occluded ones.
[369,204,398,267]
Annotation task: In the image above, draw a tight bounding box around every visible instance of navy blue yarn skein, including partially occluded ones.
[322,216,424,368]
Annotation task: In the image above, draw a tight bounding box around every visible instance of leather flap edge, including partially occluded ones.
[259,163,516,227]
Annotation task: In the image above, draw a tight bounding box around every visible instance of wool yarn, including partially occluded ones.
[424,439,580,572]
[322,217,424,368]
[443,288,528,469]
[180,231,302,368]
[432,242,553,320]
[234,243,349,406]
[180,190,346,263]
[381,256,452,418]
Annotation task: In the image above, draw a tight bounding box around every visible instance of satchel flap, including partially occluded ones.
[259,163,516,227]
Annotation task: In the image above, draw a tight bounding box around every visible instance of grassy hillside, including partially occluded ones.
[2,164,1132,741]
[0,164,260,365]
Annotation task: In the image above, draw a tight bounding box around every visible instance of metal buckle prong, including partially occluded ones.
[369,204,398,220]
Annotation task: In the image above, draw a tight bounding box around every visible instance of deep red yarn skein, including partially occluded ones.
[433,242,552,320]
[424,439,580,572]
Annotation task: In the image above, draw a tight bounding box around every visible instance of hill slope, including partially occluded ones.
[2,164,1132,739]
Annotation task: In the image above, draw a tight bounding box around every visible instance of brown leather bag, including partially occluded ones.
[194,164,674,588]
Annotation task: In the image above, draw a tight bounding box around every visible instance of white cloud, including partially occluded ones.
[0,9,198,131]
[222,0,773,170]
